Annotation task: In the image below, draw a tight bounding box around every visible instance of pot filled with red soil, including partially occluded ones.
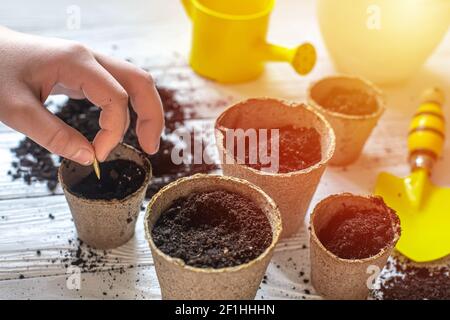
[310,193,401,299]
[215,98,335,238]
[59,143,152,249]
[144,174,282,300]
[308,75,384,166]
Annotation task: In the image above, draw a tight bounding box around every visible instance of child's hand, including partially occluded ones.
[0,27,164,165]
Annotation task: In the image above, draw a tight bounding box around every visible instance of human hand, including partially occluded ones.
[0,27,164,164]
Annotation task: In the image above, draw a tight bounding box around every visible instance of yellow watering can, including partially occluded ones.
[181,0,317,83]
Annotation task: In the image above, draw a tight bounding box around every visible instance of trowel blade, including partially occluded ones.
[375,172,450,262]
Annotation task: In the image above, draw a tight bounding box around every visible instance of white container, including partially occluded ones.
[317,0,450,85]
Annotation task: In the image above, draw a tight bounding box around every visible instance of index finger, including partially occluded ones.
[93,53,164,154]
[57,52,129,161]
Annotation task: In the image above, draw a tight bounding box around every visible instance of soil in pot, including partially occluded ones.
[320,87,377,116]
[152,190,272,268]
[69,159,146,200]
[317,199,399,259]
[233,125,322,173]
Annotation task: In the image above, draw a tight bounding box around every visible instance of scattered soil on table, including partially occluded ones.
[317,203,399,259]
[152,190,272,268]
[320,87,378,116]
[60,238,133,275]
[372,256,450,300]
[233,125,322,173]
[9,78,226,198]
[68,159,146,200]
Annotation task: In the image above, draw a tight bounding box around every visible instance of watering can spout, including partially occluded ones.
[261,42,317,75]
[181,0,193,19]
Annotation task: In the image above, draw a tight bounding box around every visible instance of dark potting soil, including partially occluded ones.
[320,87,378,116]
[317,203,398,260]
[68,159,145,200]
[63,238,133,275]
[373,257,450,300]
[152,190,272,268]
[9,82,223,198]
[234,126,322,173]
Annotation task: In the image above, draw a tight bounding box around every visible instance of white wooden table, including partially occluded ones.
[0,0,449,299]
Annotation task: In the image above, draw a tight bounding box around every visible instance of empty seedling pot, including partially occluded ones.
[144,174,282,300]
[215,98,335,238]
[59,143,152,249]
[310,193,401,300]
[308,75,384,166]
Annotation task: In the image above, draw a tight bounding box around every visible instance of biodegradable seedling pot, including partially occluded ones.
[215,98,335,238]
[59,143,152,249]
[310,193,401,300]
[144,174,282,300]
[308,75,384,166]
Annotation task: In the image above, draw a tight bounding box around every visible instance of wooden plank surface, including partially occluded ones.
[0,0,449,299]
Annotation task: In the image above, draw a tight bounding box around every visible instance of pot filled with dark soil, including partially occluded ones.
[308,75,384,166]
[310,193,401,299]
[144,174,282,300]
[215,98,335,238]
[59,143,152,249]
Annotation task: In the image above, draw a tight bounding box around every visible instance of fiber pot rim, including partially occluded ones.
[214,97,336,177]
[310,193,401,264]
[144,173,282,274]
[58,143,152,205]
[307,74,385,121]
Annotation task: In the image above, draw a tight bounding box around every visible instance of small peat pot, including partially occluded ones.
[144,174,282,300]
[215,98,335,238]
[310,193,401,300]
[59,143,152,249]
[308,75,384,166]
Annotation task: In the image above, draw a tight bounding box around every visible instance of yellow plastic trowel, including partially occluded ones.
[375,88,449,262]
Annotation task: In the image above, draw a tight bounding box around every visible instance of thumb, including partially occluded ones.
[5,94,95,165]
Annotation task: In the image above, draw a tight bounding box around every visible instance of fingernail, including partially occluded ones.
[96,152,108,162]
[73,148,94,165]
[148,140,160,155]
[154,140,160,153]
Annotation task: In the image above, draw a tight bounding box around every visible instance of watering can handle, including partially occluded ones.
[261,43,317,76]
[408,87,445,173]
